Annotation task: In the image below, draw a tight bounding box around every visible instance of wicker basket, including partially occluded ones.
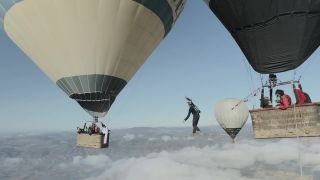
[76,133,107,148]
[250,103,320,138]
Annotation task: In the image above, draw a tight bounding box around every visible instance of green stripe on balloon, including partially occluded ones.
[133,0,173,37]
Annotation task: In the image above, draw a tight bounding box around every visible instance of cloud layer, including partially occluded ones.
[86,139,317,180]
[0,126,319,180]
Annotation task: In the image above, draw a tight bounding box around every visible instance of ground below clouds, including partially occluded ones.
[0,125,319,180]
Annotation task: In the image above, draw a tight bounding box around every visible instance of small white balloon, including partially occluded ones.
[214,98,249,139]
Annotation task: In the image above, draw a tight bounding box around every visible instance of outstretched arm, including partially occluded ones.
[184,109,191,121]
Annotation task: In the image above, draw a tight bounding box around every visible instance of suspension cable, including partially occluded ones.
[259,74,264,86]
[292,69,303,177]
[297,54,317,81]
[240,54,259,109]
[232,87,261,110]
[241,54,255,92]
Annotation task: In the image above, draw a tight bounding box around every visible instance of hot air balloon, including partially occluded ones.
[204,0,320,73]
[214,98,249,142]
[0,0,186,120]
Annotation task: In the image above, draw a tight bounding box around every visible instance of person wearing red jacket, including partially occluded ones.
[293,82,312,104]
[275,89,292,110]
[292,83,306,105]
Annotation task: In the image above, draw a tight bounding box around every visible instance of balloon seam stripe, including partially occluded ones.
[234,11,320,32]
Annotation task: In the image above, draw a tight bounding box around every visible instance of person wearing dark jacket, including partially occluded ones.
[184,100,201,134]
[304,92,312,103]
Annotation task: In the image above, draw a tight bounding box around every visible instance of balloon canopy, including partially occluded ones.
[0,0,186,117]
[214,98,249,140]
[205,0,320,74]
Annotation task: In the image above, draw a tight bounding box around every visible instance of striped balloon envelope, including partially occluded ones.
[0,0,186,118]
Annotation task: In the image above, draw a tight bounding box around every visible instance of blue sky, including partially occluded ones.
[0,1,319,132]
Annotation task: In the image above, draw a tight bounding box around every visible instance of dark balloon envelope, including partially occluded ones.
[207,0,320,73]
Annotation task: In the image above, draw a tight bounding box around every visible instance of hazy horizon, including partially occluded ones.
[1,125,320,180]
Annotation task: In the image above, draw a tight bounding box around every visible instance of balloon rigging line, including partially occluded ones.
[242,55,257,108]
[298,54,317,80]
[292,69,303,177]
[259,74,264,87]
[232,78,300,111]
[231,87,261,110]
[241,54,255,92]
[248,63,255,92]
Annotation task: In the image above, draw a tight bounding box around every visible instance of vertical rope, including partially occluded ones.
[259,74,264,86]
[241,54,256,109]
[292,69,303,177]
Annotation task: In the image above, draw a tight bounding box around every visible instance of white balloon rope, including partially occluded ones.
[292,69,303,177]
[231,88,261,110]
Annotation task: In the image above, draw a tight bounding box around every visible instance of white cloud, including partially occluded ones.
[59,154,111,169]
[85,139,317,180]
[123,134,135,141]
[173,137,179,140]
[87,151,252,180]
[161,136,172,142]
[72,155,111,168]
[3,128,320,180]
[148,137,157,141]
[185,136,194,140]
[3,157,23,166]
